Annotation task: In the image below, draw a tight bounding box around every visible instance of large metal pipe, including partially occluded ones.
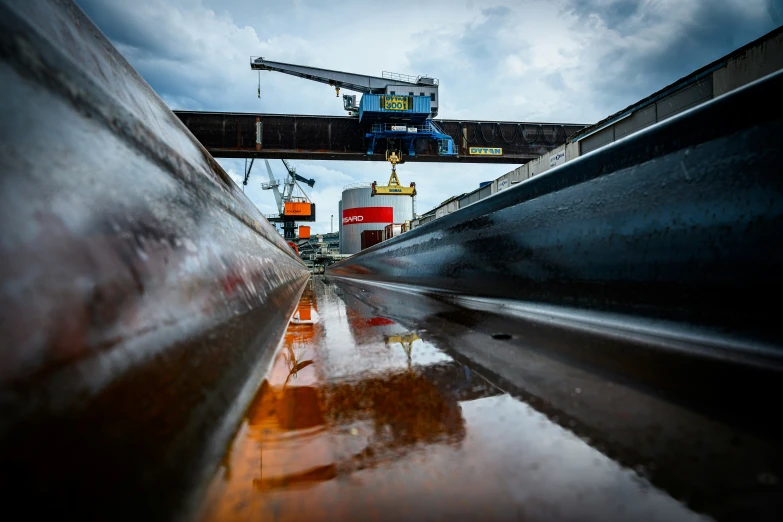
[0,1,309,520]
[328,70,783,439]
[329,69,783,339]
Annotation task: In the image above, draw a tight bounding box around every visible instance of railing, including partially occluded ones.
[429,120,446,134]
[371,123,434,134]
[342,181,374,191]
[381,71,439,85]
[382,71,419,84]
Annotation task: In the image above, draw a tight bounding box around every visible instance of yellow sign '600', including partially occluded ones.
[384,96,408,111]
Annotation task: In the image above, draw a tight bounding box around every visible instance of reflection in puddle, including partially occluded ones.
[199,278,707,522]
[385,332,421,368]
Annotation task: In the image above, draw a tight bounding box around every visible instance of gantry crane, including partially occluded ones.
[250,58,456,198]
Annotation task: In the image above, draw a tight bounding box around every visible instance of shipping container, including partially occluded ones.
[360,229,383,251]
[299,225,310,239]
[284,201,316,221]
[340,183,412,254]
[383,223,403,241]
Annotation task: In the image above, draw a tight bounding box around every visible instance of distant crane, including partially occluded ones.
[244,158,316,240]
[262,159,315,214]
[251,58,455,198]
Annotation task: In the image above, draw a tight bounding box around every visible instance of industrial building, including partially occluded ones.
[339,182,413,254]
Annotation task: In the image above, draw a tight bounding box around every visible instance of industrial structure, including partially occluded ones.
[253,159,316,240]
[297,232,348,273]
[339,182,413,255]
[174,112,585,163]
[251,58,448,201]
[3,2,783,522]
[250,58,457,158]
[372,150,416,198]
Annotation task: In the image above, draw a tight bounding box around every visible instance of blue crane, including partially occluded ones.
[250,58,458,159]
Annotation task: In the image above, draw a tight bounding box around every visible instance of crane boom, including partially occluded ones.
[251,58,429,94]
[249,58,452,160]
[295,173,315,187]
[264,160,284,214]
[282,159,315,188]
[261,160,316,237]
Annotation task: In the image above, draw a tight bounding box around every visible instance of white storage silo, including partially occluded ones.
[340,182,413,255]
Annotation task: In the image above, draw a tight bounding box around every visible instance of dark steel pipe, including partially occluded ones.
[329,69,783,340]
[0,1,308,520]
[328,70,783,439]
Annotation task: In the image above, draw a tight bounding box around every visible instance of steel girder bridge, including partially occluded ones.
[174,111,586,164]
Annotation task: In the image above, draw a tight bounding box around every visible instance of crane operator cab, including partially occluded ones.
[371,151,416,197]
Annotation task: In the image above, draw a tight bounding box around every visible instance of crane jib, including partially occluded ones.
[250,58,455,157]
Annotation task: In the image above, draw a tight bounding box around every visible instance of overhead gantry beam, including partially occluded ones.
[174,111,587,164]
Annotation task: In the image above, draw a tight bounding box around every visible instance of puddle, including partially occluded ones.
[198,277,708,522]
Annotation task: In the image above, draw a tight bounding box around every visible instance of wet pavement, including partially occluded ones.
[197,276,780,522]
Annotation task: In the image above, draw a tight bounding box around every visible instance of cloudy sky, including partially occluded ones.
[76,0,781,234]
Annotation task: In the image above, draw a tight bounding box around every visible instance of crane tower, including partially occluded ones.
[254,159,316,240]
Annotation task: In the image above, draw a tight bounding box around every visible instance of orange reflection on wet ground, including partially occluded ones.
[198,277,707,522]
[198,278,479,521]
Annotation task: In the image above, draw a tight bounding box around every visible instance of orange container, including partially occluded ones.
[284,202,312,217]
[299,225,311,239]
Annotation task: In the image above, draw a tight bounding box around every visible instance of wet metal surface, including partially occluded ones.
[328,69,783,343]
[197,277,782,521]
[328,69,783,456]
[0,1,308,520]
[3,2,782,521]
